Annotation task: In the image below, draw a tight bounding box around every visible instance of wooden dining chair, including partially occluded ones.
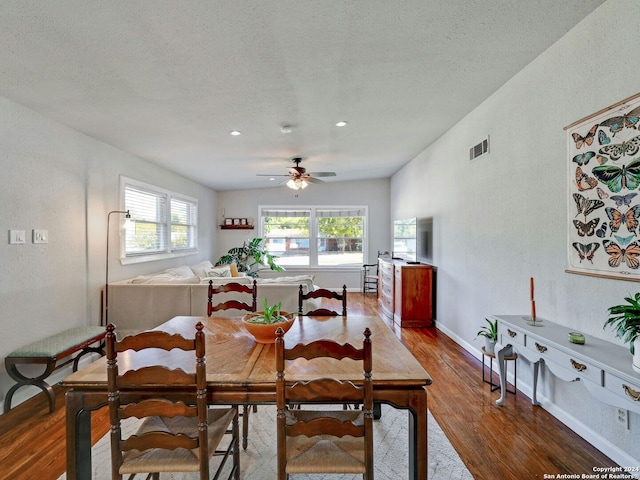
[362,263,379,295]
[275,327,373,479]
[207,278,257,450]
[105,322,240,480]
[298,285,347,316]
[207,279,257,316]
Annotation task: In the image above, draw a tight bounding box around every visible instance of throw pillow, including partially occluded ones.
[212,263,240,277]
[207,265,231,278]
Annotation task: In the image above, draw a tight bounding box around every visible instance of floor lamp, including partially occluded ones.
[104,209,130,326]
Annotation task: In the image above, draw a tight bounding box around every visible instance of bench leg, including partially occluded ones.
[72,341,106,372]
[4,360,56,413]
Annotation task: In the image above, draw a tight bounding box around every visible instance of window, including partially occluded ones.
[121,177,198,262]
[260,206,366,267]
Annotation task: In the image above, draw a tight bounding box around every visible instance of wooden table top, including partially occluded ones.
[62,314,432,389]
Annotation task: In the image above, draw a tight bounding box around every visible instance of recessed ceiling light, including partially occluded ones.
[230,130,241,136]
[280,125,292,134]
[335,121,348,127]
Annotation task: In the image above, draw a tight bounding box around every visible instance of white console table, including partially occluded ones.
[490,315,640,414]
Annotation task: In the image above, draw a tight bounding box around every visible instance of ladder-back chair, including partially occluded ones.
[105,322,240,480]
[298,285,347,316]
[207,279,257,317]
[275,327,373,479]
[207,278,258,450]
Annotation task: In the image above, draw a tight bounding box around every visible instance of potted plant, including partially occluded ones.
[242,299,295,343]
[476,318,498,354]
[604,293,640,372]
[216,237,285,277]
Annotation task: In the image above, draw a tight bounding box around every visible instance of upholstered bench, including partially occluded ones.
[4,326,106,413]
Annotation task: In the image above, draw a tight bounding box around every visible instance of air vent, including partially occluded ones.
[470,136,490,160]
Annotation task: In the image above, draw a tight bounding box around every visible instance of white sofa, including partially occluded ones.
[108,261,316,331]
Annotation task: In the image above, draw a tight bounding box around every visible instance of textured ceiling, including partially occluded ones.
[0,1,605,190]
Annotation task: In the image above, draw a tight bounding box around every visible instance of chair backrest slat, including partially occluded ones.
[286,417,364,438]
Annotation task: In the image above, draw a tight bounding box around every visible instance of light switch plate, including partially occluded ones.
[9,229,26,244]
[33,229,48,244]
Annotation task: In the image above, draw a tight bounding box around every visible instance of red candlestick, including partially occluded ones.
[531,300,536,321]
[530,277,534,301]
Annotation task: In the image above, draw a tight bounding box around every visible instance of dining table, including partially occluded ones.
[62,314,432,479]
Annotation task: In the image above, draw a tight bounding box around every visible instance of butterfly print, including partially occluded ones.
[572,242,600,263]
[572,151,595,166]
[575,167,597,191]
[603,239,640,269]
[592,157,640,192]
[597,187,609,199]
[598,135,640,160]
[597,154,609,165]
[605,205,640,234]
[573,218,599,237]
[598,130,611,145]
[610,192,638,207]
[572,193,604,219]
[600,106,640,137]
[596,222,608,238]
[572,124,598,149]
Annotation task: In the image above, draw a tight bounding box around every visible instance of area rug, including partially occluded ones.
[59,404,472,479]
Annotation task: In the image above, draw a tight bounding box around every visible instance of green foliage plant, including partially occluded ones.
[476,318,498,342]
[604,293,640,354]
[216,237,285,277]
[245,299,289,325]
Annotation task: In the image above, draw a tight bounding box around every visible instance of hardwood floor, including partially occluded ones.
[0,293,619,480]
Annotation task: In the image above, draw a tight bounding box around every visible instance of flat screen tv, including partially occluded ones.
[417,217,433,264]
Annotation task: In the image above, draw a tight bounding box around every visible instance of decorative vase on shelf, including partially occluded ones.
[484,338,496,355]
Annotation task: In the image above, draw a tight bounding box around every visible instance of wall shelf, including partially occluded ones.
[219,225,254,230]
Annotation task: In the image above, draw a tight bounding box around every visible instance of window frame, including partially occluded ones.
[120,176,198,265]
[259,205,368,269]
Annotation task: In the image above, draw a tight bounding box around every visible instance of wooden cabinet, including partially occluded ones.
[378,257,434,328]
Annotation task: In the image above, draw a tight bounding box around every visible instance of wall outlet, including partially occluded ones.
[616,408,629,429]
[9,229,25,244]
[33,229,48,244]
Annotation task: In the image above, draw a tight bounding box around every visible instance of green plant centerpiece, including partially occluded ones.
[216,237,285,277]
[604,293,640,372]
[476,317,498,354]
[242,299,295,343]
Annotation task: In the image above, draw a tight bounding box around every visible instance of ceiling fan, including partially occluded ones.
[257,157,336,190]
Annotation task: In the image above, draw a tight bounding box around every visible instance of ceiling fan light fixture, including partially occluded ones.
[287,178,308,190]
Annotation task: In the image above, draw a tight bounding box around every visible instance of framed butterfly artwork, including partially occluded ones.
[565,91,640,282]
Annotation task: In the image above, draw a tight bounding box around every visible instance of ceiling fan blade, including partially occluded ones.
[307,172,336,177]
[256,174,290,177]
[306,177,325,184]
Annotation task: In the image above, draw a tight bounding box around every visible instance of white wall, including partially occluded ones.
[216,178,390,290]
[0,96,216,411]
[391,0,639,464]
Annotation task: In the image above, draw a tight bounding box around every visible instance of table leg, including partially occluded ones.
[407,388,428,480]
[495,344,513,406]
[65,389,107,480]
[532,359,540,405]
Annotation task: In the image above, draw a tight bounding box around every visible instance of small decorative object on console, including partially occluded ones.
[568,332,585,345]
